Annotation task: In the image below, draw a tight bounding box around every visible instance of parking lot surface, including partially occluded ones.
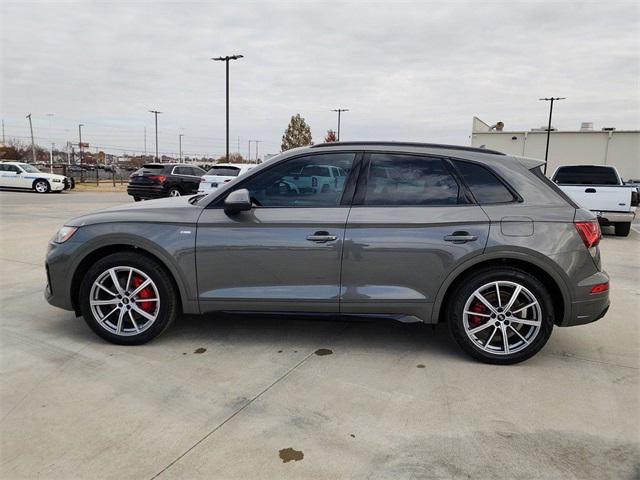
[1,190,639,479]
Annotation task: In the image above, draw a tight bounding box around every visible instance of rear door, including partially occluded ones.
[195,152,361,314]
[340,152,490,322]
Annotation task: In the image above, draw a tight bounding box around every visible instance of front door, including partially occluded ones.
[340,152,490,322]
[196,152,360,314]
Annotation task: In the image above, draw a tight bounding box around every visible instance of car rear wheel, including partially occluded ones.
[79,252,178,345]
[614,222,631,237]
[447,267,554,364]
[168,187,182,197]
[33,179,50,193]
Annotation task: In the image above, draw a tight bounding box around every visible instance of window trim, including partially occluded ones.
[207,150,364,209]
[449,158,522,205]
[351,151,473,208]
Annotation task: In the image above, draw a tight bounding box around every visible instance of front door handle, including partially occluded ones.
[306,231,338,243]
[444,232,478,243]
[585,188,596,193]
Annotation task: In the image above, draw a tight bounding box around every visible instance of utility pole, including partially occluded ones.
[47,113,55,172]
[149,110,162,161]
[78,124,84,165]
[179,134,184,163]
[539,97,565,175]
[144,127,147,157]
[26,114,36,163]
[254,140,261,162]
[331,108,349,141]
[211,54,244,161]
[2,119,5,144]
[248,139,252,161]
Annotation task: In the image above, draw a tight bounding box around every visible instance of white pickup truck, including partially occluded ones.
[552,165,638,237]
[282,164,347,194]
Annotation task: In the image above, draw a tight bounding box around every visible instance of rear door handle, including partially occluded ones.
[585,188,596,193]
[306,231,338,243]
[444,233,478,243]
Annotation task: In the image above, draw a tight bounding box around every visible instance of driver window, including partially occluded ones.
[242,153,355,207]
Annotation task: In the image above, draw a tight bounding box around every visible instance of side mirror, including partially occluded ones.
[224,189,252,215]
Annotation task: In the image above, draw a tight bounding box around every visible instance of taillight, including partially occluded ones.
[590,282,609,294]
[631,190,639,207]
[575,221,601,249]
[148,175,167,184]
[312,177,318,188]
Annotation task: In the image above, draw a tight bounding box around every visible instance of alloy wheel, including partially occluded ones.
[169,189,181,197]
[89,266,160,336]
[35,181,48,193]
[462,280,542,355]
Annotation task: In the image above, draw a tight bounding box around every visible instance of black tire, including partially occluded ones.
[167,186,182,197]
[447,267,554,365]
[614,222,631,237]
[33,179,50,193]
[79,252,178,345]
[133,196,142,202]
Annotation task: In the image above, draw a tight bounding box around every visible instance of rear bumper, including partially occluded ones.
[594,210,635,224]
[127,184,166,199]
[561,270,610,327]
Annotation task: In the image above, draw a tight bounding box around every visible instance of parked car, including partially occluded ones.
[551,165,638,237]
[197,163,257,194]
[282,164,347,195]
[0,161,72,193]
[46,142,610,364]
[126,163,206,201]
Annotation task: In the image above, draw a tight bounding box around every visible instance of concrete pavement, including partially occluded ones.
[1,190,638,479]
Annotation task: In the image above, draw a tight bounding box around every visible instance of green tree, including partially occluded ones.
[281,114,313,151]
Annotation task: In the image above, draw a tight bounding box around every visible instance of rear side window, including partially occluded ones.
[363,154,464,206]
[207,166,241,176]
[453,161,516,204]
[553,166,619,185]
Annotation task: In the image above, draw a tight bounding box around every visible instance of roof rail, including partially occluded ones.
[309,141,505,155]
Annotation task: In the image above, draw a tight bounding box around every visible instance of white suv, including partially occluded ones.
[0,162,69,193]
[198,163,257,194]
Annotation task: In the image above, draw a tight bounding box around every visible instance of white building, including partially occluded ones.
[471,117,640,179]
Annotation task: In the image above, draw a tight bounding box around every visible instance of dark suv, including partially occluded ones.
[46,142,610,364]
[127,163,206,201]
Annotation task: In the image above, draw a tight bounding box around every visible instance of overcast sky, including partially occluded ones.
[1,1,638,159]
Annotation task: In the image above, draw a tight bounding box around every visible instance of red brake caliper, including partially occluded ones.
[132,276,154,313]
[469,301,487,327]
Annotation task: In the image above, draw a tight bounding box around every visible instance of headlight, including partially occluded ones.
[53,226,78,243]
[52,178,62,183]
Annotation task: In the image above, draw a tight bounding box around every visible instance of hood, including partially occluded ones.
[66,195,204,227]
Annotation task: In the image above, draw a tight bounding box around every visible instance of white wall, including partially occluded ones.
[471,130,640,179]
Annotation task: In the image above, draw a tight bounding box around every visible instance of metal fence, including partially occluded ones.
[45,164,131,186]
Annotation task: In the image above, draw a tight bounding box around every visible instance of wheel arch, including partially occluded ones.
[432,252,570,326]
[69,242,191,316]
[32,178,50,190]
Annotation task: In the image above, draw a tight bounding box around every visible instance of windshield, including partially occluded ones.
[19,164,41,173]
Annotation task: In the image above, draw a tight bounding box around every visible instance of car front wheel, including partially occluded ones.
[447,267,554,364]
[79,252,178,345]
[33,179,50,193]
[168,187,182,197]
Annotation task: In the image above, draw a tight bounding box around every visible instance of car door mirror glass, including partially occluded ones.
[224,188,252,214]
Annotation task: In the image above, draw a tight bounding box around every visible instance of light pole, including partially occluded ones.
[149,110,162,161]
[26,113,37,163]
[78,124,84,165]
[179,133,184,163]
[539,97,565,175]
[212,54,244,161]
[331,108,349,141]
[47,113,55,172]
[254,140,261,162]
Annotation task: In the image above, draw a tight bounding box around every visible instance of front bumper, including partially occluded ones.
[44,240,77,312]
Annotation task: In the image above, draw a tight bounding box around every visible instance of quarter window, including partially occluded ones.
[363,154,463,206]
[240,153,355,207]
[453,161,516,204]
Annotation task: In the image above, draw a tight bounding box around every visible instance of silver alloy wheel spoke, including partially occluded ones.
[463,280,542,356]
[89,266,160,337]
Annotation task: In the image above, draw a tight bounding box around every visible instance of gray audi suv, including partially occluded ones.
[45,142,610,364]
